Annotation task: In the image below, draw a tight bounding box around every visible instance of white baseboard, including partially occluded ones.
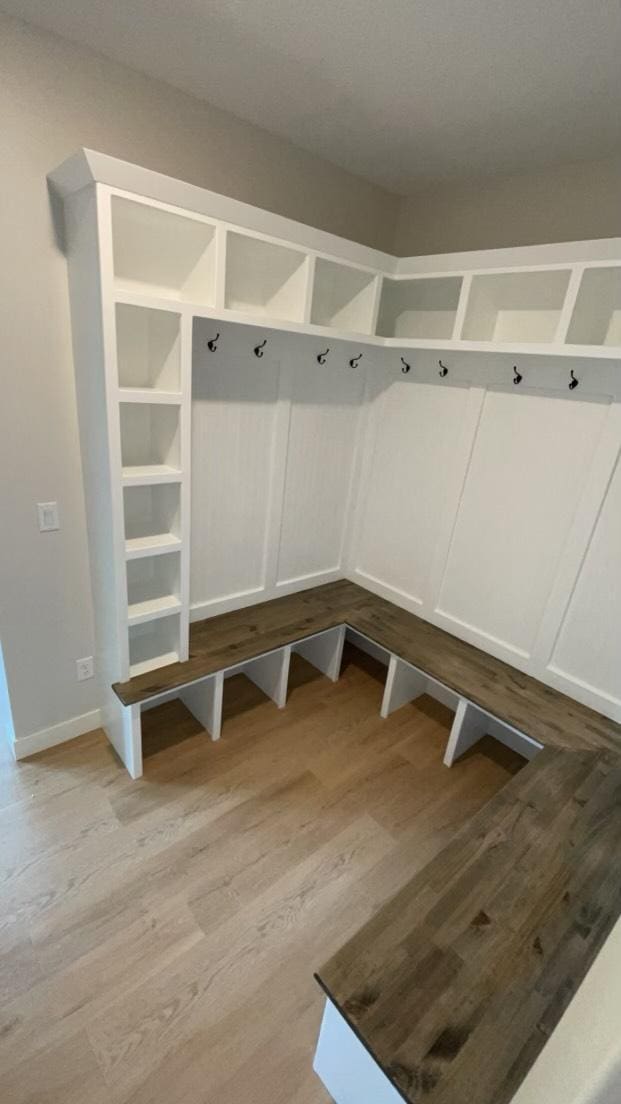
[12,708,103,760]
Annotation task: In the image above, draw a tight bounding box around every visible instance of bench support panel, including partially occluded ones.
[293,626,346,682]
[180,671,224,741]
[243,646,291,708]
[380,654,427,719]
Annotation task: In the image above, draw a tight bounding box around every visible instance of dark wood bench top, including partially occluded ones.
[316,745,621,1104]
[114,580,621,755]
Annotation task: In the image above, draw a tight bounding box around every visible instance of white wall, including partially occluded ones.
[0,13,396,751]
[346,352,621,721]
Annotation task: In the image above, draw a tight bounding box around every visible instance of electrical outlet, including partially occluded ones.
[37,502,60,532]
[76,656,94,682]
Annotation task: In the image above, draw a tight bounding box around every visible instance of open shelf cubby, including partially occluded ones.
[128,612,180,676]
[111,195,216,302]
[115,303,181,393]
[224,231,308,322]
[310,258,377,333]
[120,401,181,482]
[566,267,621,346]
[126,552,181,625]
[123,483,181,559]
[461,269,571,343]
[376,276,462,339]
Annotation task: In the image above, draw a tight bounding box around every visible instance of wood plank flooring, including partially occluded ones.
[0,646,522,1104]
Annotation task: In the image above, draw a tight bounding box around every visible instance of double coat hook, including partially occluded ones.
[349,352,363,368]
[569,369,579,390]
[438,360,448,378]
[207,332,220,352]
[254,339,267,358]
[513,365,523,386]
[317,348,330,365]
[400,357,411,374]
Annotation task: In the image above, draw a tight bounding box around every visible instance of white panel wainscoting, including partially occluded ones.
[349,369,480,612]
[276,348,366,587]
[190,323,282,616]
[546,443,621,719]
[434,386,610,661]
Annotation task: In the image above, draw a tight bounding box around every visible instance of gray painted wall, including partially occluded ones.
[395,156,621,255]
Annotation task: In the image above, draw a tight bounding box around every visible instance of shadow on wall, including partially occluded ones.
[0,640,16,751]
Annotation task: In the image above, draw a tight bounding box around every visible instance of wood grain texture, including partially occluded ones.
[317,745,621,1104]
[0,647,520,1103]
[113,580,621,756]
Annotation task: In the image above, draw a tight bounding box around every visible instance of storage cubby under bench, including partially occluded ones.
[111,579,621,1104]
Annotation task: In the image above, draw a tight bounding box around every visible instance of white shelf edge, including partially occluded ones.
[121,465,183,487]
[129,650,180,678]
[125,534,183,560]
[127,595,182,626]
[118,388,183,405]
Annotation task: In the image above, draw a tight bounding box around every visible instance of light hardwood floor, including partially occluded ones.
[0,646,522,1104]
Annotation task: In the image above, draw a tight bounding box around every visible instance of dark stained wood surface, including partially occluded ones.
[114,580,621,755]
[317,746,621,1104]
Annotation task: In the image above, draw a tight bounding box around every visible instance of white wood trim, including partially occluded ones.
[180,671,224,740]
[380,654,426,718]
[12,708,103,760]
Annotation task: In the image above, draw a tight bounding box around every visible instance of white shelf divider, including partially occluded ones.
[125,533,183,559]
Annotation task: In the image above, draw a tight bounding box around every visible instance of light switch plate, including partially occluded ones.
[37,502,60,532]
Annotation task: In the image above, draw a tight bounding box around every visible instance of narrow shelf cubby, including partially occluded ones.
[115,303,181,394]
[111,195,217,302]
[128,612,180,677]
[126,552,181,625]
[120,401,181,483]
[461,269,571,343]
[224,231,308,321]
[566,267,621,346]
[310,259,377,333]
[123,483,181,559]
[376,276,462,339]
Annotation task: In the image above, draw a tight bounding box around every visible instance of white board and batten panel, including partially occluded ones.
[190,326,368,619]
[434,386,610,663]
[348,366,481,612]
[275,349,366,589]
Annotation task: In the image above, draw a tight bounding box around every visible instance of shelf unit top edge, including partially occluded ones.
[49,150,621,283]
[48,148,396,275]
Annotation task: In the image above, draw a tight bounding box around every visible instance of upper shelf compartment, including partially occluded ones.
[376,276,462,339]
[566,267,621,347]
[461,269,571,343]
[111,196,216,303]
[225,231,308,322]
[310,259,377,334]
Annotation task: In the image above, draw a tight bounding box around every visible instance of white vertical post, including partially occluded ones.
[244,646,291,708]
[180,671,224,740]
[443,698,488,766]
[380,654,426,719]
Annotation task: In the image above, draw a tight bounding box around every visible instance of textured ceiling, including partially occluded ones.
[3,0,621,193]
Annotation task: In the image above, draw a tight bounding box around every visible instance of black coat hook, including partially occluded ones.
[207,332,220,352]
[400,357,411,374]
[569,369,579,391]
[254,339,267,358]
[438,360,448,378]
[317,348,330,365]
[513,365,523,386]
[349,353,363,368]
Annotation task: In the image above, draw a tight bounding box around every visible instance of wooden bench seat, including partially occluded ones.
[316,745,621,1104]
